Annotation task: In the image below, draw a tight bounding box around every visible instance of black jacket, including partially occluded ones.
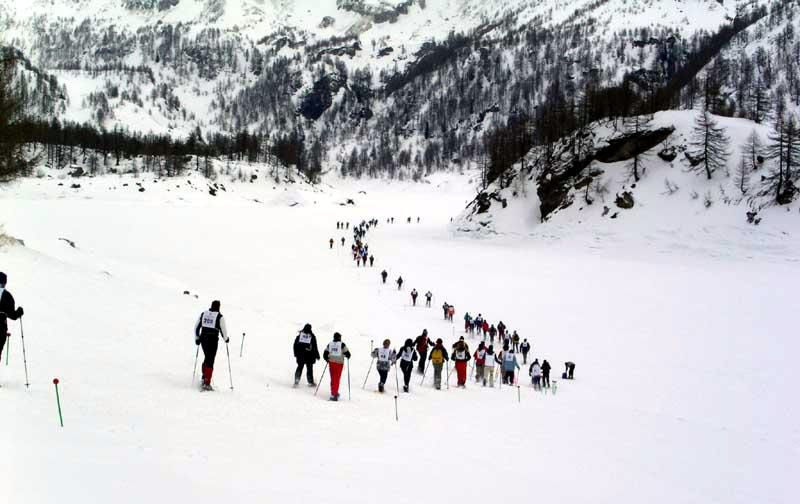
[0,289,21,334]
[293,331,321,364]
[541,361,552,375]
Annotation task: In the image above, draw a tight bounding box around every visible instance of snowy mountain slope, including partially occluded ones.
[0,0,762,153]
[0,169,797,504]
[455,109,798,239]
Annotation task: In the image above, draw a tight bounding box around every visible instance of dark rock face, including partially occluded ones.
[684,151,704,167]
[319,16,336,29]
[124,0,179,11]
[658,146,677,162]
[298,73,346,121]
[595,127,674,163]
[378,47,394,57]
[70,166,85,177]
[615,191,635,209]
[337,0,415,24]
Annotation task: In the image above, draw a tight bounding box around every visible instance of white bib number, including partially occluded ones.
[201,311,218,329]
[377,348,393,363]
[299,333,312,344]
[328,342,342,357]
[401,348,414,362]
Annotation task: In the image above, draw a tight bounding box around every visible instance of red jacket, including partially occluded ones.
[482,321,490,332]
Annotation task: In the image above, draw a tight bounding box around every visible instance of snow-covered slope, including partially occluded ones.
[0,169,797,504]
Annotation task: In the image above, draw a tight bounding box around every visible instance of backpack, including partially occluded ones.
[430,348,444,365]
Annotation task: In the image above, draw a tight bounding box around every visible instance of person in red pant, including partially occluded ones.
[451,337,471,388]
[323,332,351,401]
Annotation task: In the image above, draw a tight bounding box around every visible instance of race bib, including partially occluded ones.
[201,311,218,329]
[456,350,466,360]
[377,348,393,362]
[328,341,343,357]
[504,352,515,363]
[298,333,312,344]
[401,348,414,362]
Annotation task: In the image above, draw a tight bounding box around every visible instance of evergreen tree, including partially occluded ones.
[690,110,730,180]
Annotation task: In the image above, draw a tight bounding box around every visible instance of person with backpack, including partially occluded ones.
[483,345,497,387]
[414,329,434,374]
[323,333,351,401]
[428,339,449,390]
[410,289,419,306]
[0,272,24,366]
[497,321,506,340]
[541,360,552,388]
[482,320,490,340]
[396,339,418,392]
[194,300,230,391]
[447,305,455,322]
[473,341,487,382]
[520,339,531,364]
[488,324,497,343]
[293,323,320,387]
[451,338,471,387]
[425,291,433,307]
[442,302,449,320]
[512,331,520,352]
[396,276,404,290]
[529,359,542,390]
[498,345,520,385]
[381,270,388,284]
[371,339,397,393]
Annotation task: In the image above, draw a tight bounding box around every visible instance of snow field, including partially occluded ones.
[0,171,797,504]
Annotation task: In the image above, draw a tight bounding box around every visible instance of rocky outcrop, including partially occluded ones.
[337,0,415,24]
[298,73,347,121]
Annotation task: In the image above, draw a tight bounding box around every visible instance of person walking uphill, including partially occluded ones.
[323,333,351,401]
[0,272,24,364]
[541,359,552,388]
[498,345,520,385]
[194,300,229,391]
[397,339,418,392]
[293,324,320,387]
[473,341,486,382]
[451,338,471,387]
[381,270,388,284]
[411,289,418,306]
[428,339,449,390]
[520,339,531,364]
[482,345,497,387]
[414,329,434,374]
[371,340,397,393]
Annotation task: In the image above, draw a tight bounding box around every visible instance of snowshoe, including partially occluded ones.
[403,386,409,393]
[201,383,213,392]
[329,395,338,402]
[307,382,316,387]
[378,384,385,393]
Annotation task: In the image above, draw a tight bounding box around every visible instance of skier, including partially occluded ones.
[529,359,542,390]
[194,300,230,391]
[483,345,497,387]
[396,338,418,392]
[482,320,490,340]
[498,344,520,385]
[329,238,334,249]
[564,361,576,380]
[410,289,418,306]
[396,276,404,290]
[371,339,397,393]
[369,255,375,267]
[520,339,531,364]
[473,341,486,382]
[427,339,449,390]
[512,330,520,352]
[497,321,506,341]
[0,272,24,364]
[323,332,351,401]
[381,270,388,284]
[293,323,321,387]
[451,337,470,387]
[447,304,455,322]
[442,302,449,320]
[414,329,434,374]
[541,359,552,388]
[425,291,433,307]
[488,324,497,343]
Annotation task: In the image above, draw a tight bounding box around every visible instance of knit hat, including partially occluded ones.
[333,332,342,342]
[0,272,6,285]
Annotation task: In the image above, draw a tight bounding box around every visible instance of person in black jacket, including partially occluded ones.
[541,359,552,388]
[293,323,320,386]
[194,300,229,391]
[0,272,24,364]
[414,329,434,374]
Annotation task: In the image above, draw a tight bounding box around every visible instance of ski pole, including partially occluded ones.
[20,318,29,388]
[517,385,521,403]
[394,395,399,422]
[314,362,328,396]
[420,360,429,385]
[225,341,233,390]
[394,362,400,395]
[53,378,64,427]
[347,358,351,400]
[362,357,375,389]
[5,332,9,366]
[445,361,450,390]
[192,345,199,385]
[239,332,246,358]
